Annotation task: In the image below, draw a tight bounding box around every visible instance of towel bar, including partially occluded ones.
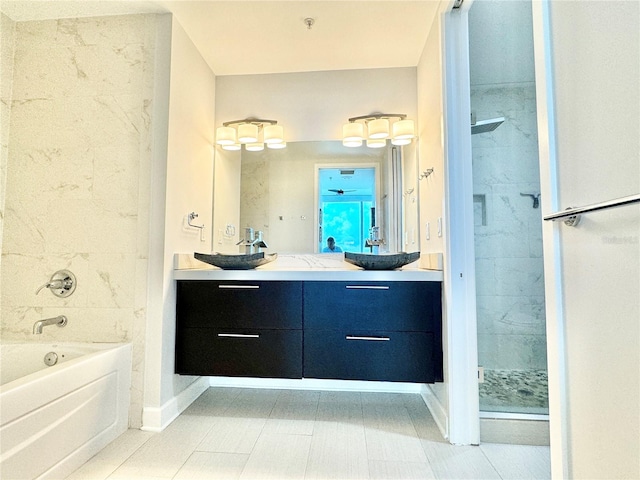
[544,194,640,226]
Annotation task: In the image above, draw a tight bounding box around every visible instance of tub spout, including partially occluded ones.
[33,315,68,335]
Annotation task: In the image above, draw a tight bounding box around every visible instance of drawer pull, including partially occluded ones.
[346,335,390,341]
[217,333,260,338]
[218,285,260,289]
[345,285,390,290]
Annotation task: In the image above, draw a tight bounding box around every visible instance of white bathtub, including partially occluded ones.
[0,342,132,480]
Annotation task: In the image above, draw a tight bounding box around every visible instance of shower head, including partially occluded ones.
[471,116,505,135]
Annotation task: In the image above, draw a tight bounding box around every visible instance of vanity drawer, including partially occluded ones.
[176,327,302,378]
[176,280,303,329]
[303,329,435,383]
[303,281,441,332]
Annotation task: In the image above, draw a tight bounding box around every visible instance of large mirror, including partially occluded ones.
[235,141,420,254]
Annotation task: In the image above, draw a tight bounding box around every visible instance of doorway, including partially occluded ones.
[317,166,377,253]
[468,0,549,417]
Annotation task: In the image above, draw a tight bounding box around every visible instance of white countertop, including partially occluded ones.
[174,253,444,282]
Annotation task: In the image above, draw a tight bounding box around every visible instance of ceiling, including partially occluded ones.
[0,1,443,76]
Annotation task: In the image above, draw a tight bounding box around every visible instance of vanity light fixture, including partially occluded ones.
[342,113,416,148]
[216,118,286,151]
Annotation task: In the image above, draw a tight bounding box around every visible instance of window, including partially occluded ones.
[317,167,376,253]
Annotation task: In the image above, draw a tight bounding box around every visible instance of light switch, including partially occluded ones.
[437,217,442,237]
[426,222,430,240]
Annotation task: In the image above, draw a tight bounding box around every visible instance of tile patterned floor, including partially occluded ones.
[66,388,551,480]
[479,369,549,415]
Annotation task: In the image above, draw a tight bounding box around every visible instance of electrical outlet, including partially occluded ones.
[478,366,485,383]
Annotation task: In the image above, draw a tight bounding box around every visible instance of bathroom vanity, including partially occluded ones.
[174,255,443,384]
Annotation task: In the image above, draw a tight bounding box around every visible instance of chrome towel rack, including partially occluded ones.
[544,193,640,226]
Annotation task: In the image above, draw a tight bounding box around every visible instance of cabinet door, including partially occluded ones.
[176,328,302,378]
[303,329,435,383]
[304,281,441,332]
[177,281,302,329]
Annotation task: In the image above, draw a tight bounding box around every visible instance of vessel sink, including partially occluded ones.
[344,251,420,270]
[194,252,278,270]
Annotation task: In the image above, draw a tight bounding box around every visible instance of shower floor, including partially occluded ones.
[479,369,549,415]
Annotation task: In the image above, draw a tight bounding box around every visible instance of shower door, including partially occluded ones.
[469,0,548,415]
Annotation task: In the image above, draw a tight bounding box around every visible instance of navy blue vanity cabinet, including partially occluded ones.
[175,280,303,378]
[303,281,443,383]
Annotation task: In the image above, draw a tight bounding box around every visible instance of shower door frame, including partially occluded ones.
[443,0,567,475]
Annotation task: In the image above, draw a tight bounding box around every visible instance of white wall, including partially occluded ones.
[143,15,216,426]
[537,1,639,477]
[215,68,417,143]
[417,3,450,435]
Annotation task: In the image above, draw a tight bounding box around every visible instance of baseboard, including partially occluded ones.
[141,377,209,432]
[420,384,449,440]
[207,376,425,393]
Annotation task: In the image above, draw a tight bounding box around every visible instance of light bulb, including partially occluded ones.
[222,143,241,151]
[245,142,264,152]
[342,122,364,142]
[368,118,389,139]
[237,123,258,143]
[216,126,236,145]
[392,119,415,140]
[367,138,387,148]
[264,125,284,144]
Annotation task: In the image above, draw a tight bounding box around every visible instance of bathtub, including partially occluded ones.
[0,342,132,480]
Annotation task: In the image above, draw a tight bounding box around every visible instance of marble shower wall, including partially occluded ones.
[472,83,547,371]
[0,14,160,427]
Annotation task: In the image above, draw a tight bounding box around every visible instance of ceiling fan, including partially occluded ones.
[328,189,356,195]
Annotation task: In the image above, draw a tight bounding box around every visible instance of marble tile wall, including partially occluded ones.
[0,13,16,319]
[0,14,160,428]
[471,83,547,371]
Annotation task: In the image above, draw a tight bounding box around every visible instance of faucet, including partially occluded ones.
[35,270,77,298]
[236,227,268,254]
[33,315,68,334]
[365,226,383,253]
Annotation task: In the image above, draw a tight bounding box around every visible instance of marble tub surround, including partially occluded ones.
[0,14,162,428]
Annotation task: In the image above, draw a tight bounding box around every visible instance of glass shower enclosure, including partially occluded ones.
[469,0,548,415]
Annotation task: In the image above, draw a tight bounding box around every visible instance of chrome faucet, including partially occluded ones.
[33,315,68,335]
[35,270,77,298]
[365,226,383,253]
[236,227,268,254]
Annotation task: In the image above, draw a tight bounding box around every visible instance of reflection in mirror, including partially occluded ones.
[238,141,419,254]
[318,166,377,254]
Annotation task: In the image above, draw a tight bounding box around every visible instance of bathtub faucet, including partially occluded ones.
[33,315,68,335]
